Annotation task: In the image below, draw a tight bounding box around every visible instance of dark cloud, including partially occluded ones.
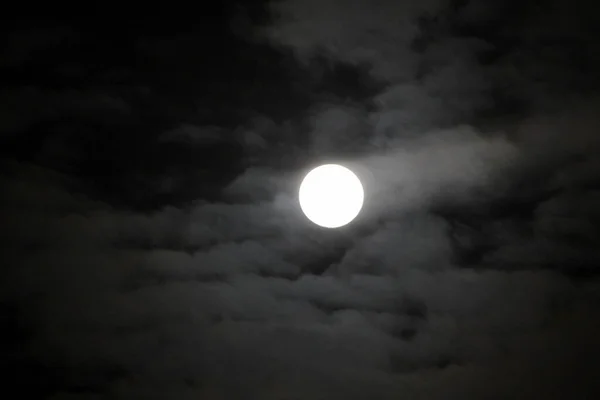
[2,1,600,399]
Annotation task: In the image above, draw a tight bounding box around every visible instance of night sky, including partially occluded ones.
[1,1,600,398]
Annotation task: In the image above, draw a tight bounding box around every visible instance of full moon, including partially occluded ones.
[299,164,364,228]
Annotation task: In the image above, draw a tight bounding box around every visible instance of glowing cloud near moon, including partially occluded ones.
[299,164,364,228]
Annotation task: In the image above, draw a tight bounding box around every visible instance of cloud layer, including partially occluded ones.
[2,1,600,398]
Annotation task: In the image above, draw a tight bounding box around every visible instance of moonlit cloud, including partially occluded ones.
[2,2,600,399]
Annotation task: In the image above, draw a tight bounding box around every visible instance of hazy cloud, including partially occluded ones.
[2,2,600,398]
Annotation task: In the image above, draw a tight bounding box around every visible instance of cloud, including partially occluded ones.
[0,87,131,138]
[3,3,600,398]
[3,155,600,398]
[262,0,448,80]
[158,125,229,146]
[347,127,518,222]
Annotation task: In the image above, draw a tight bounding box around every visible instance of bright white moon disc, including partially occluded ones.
[299,164,364,228]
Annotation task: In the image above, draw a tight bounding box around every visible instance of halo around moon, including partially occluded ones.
[299,164,364,228]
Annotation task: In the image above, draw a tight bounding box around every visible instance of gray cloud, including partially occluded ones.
[262,0,448,80]
[3,162,597,398]
[3,2,600,399]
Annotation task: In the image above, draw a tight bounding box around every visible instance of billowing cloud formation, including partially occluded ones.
[2,2,600,399]
[3,156,598,399]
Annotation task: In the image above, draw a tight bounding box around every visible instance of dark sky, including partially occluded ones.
[1,1,600,398]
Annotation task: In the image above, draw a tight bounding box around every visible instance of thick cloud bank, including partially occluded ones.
[2,2,600,398]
